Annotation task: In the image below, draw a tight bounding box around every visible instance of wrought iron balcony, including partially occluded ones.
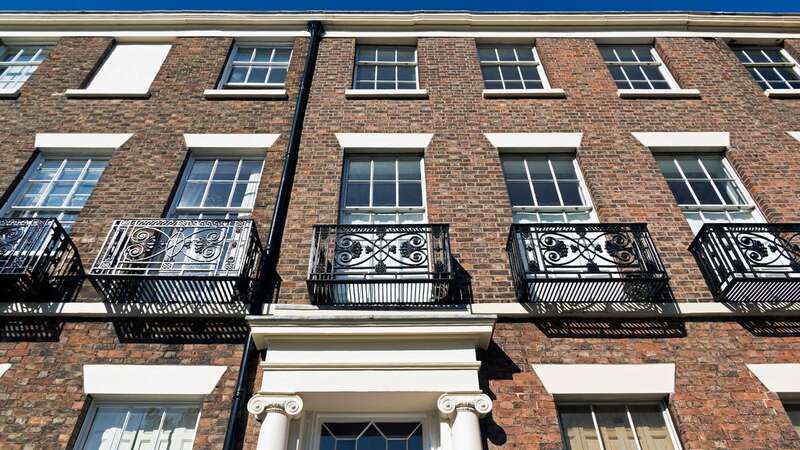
[690,223,800,302]
[507,223,669,303]
[89,219,262,304]
[0,218,83,302]
[307,224,455,306]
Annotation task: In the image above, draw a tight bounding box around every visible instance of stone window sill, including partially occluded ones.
[482,88,566,99]
[204,89,288,99]
[617,89,701,99]
[0,88,20,99]
[65,89,151,99]
[765,89,800,98]
[345,89,428,99]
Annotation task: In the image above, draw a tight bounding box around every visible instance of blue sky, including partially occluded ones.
[5,0,800,13]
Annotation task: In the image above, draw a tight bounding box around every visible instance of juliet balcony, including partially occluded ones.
[89,218,262,304]
[307,224,456,307]
[0,218,83,302]
[506,223,669,303]
[690,223,800,302]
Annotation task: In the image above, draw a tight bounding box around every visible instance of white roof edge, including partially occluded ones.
[789,131,800,142]
[747,364,800,396]
[335,133,434,149]
[0,363,10,378]
[35,133,133,150]
[631,131,730,149]
[83,364,227,398]
[1,12,800,29]
[184,133,281,149]
[484,132,583,149]
[533,363,675,396]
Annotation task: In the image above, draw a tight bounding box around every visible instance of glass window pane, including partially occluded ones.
[377,66,396,82]
[594,405,638,450]
[551,160,578,179]
[599,46,618,62]
[253,48,271,62]
[397,66,416,82]
[520,66,541,81]
[347,161,370,181]
[714,180,746,205]
[559,405,602,450]
[188,161,214,180]
[82,407,127,450]
[237,161,262,182]
[373,161,395,180]
[502,159,527,180]
[247,67,268,84]
[373,182,396,206]
[526,160,552,180]
[228,67,247,83]
[656,159,681,179]
[204,183,233,207]
[507,181,534,206]
[786,404,800,437]
[345,182,369,207]
[356,46,377,62]
[515,47,536,62]
[615,47,637,62]
[233,47,254,61]
[398,160,421,180]
[497,47,517,61]
[398,183,423,207]
[629,404,676,450]
[396,47,415,62]
[268,68,287,84]
[666,180,695,205]
[213,161,238,180]
[501,66,522,81]
[377,47,396,62]
[559,182,584,206]
[273,48,292,62]
[633,45,656,62]
[690,180,723,204]
[478,46,498,62]
[481,66,501,82]
[357,424,386,450]
[675,158,705,179]
[533,181,561,206]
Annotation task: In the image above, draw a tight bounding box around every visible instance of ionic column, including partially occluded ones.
[437,393,492,450]
[247,394,304,450]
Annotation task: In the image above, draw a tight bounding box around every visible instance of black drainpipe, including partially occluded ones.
[222,19,324,450]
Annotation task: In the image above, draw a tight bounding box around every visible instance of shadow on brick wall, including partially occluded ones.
[0,318,63,342]
[739,318,800,337]
[477,341,522,447]
[112,318,249,344]
[534,318,687,339]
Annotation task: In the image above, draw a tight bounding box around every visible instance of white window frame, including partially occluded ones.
[500,154,598,224]
[600,44,681,91]
[0,44,50,94]
[352,45,420,91]
[304,412,437,450]
[217,42,293,89]
[477,44,552,90]
[654,152,765,232]
[168,154,265,219]
[734,46,800,91]
[1,153,109,230]
[339,154,428,225]
[73,400,202,450]
[557,400,683,450]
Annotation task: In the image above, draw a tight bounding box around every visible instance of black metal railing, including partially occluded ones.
[690,223,800,302]
[507,223,669,303]
[89,219,262,304]
[307,224,456,306]
[0,218,83,302]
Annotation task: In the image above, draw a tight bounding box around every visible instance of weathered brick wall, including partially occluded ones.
[0,35,307,448]
[484,319,800,449]
[277,36,800,304]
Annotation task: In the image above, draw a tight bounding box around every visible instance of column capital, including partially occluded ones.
[247,394,304,421]
[437,392,492,419]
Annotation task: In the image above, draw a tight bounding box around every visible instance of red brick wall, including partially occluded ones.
[485,318,800,449]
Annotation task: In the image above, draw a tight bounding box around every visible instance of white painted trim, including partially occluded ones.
[83,365,227,399]
[482,88,566,98]
[203,88,287,99]
[484,132,582,150]
[747,364,800,399]
[0,363,10,378]
[183,133,280,150]
[765,89,800,98]
[618,88,701,99]
[335,133,434,150]
[34,133,133,152]
[0,88,20,98]
[533,363,675,398]
[64,89,151,98]
[344,89,428,99]
[0,301,247,317]
[632,131,729,150]
[789,132,800,142]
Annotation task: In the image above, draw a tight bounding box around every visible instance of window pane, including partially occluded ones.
[373,182,396,206]
[357,424,386,450]
[345,182,370,207]
[213,161,238,180]
[347,161,370,180]
[533,181,561,206]
[786,404,800,437]
[481,66,501,82]
[551,159,578,179]
[268,68,287,84]
[398,183,423,207]
[559,182,584,206]
[714,180,746,205]
[629,404,676,450]
[397,160,421,180]
[675,158,705,179]
[478,46,498,62]
[526,160,552,179]
[559,405,602,450]
[204,183,233,207]
[594,405,638,450]
[665,180,694,205]
[502,159,527,180]
[188,161,213,180]
[656,159,681,179]
[507,181,534,206]
[373,161,395,180]
[690,180,722,204]
[237,161,262,182]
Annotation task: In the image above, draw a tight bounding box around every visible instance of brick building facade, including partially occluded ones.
[1,11,800,450]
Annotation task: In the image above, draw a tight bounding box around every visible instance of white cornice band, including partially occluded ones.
[335,133,435,150]
[184,133,281,150]
[533,363,675,399]
[34,132,133,154]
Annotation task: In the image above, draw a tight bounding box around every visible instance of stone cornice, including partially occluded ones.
[437,393,493,419]
[247,394,304,421]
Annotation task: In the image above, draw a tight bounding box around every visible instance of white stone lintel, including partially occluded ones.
[83,364,227,399]
[484,132,582,151]
[632,131,729,150]
[35,133,133,153]
[747,364,800,399]
[335,132,434,150]
[184,133,280,151]
[533,363,675,399]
